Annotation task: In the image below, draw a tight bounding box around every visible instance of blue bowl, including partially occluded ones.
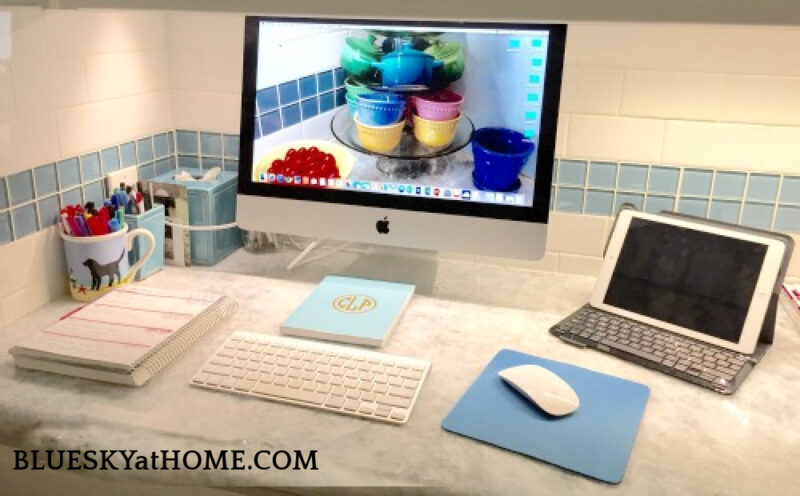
[471,128,535,192]
[356,92,406,126]
[371,42,443,86]
[346,94,358,118]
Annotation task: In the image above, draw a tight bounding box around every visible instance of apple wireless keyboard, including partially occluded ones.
[190,331,430,424]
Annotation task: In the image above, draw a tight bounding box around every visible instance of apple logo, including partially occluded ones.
[376,216,390,234]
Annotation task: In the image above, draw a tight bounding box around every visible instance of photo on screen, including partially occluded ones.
[249,21,553,209]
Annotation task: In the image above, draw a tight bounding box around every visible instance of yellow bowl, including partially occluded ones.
[354,115,404,153]
[412,113,460,148]
[253,140,355,181]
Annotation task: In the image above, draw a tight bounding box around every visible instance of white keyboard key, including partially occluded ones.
[390,410,406,422]
[358,403,375,415]
[401,369,423,380]
[234,379,256,391]
[326,396,345,409]
[389,386,415,399]
[204,364,232,376]
[252,383,326,405]
[376,394,411,409]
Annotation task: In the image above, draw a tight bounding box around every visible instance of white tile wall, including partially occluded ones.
[170,90,241,134]
[661,121,767,170]
[620,71,725,121]
[545,212,609,257]
[560,67,623,115]
[86,51,170,101]
[0,226,65,327]
[256,30,346,88]
[0,7,174,326]
[1,8,174,176]
[721,75,800,126]
[566,115,664,163]
[763,127,800,174]
[166,12,245,137]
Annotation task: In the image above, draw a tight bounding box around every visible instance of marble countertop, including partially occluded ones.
[1,265,799,495]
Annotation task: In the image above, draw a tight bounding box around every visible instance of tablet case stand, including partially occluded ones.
[607,208,795,361]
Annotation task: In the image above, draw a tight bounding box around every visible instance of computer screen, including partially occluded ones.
[238,18,565,225]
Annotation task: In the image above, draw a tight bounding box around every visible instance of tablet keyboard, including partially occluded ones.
[190,331,431,424]
[551,306,753,394]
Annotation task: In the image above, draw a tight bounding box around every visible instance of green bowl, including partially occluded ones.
[345,76,373,98]
[340,36,382,79]
[425,40,465,85]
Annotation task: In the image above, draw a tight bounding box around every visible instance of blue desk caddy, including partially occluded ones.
[126,204,165,281]
[442,349,650,484]
[148,168,241,266]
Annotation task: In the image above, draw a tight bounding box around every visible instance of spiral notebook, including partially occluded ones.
[9,287,237,386]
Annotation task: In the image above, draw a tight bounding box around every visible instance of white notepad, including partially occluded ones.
[9,287,237,386]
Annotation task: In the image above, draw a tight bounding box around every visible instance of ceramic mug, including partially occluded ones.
[61,225,156,302]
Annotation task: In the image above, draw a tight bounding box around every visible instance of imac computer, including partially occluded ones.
[237,17,566,260]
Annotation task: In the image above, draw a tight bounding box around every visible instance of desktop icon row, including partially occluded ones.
[258,173,524,205]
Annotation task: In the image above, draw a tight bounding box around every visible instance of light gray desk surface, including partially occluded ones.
[1,263,799,495]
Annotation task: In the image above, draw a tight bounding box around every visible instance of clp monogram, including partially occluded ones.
[333,295,377,313]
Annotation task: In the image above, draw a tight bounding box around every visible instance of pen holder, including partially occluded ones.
[126,204,165,281]
[61,225,155,302]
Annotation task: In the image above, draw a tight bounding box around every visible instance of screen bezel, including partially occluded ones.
[590,210,785,354]
[237,16,566,224]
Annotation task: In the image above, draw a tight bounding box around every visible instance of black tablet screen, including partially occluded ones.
[604,218,767,343]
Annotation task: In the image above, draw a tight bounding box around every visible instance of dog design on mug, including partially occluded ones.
[83,250,125,290]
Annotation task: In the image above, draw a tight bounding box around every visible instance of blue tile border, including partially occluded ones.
[5,123,800,247]
[253,67,347,140]
[552,158,800,233]
[0,131,180,244]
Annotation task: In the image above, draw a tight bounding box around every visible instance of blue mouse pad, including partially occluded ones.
[441,349,650,484]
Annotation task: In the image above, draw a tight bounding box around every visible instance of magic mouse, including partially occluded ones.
[498,364,580,416]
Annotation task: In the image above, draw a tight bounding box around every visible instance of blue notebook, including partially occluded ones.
[442,349,650,484]
[281,275,415,347]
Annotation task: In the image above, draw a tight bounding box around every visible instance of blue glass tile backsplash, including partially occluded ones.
[254,67,347,139]
[551,159,799,233]
[0,130,216,245]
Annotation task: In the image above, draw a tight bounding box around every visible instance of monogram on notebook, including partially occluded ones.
[333,295,377,313]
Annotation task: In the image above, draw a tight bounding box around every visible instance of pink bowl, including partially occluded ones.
[410,90,463,121]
